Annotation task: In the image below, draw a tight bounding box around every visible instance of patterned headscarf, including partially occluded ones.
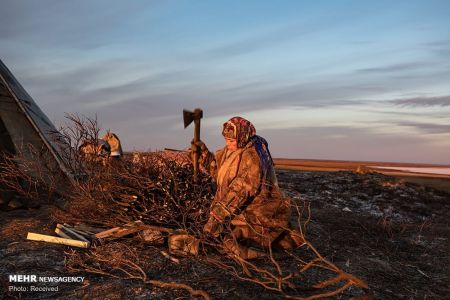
[222,117,274,178]
[222,116,256,148]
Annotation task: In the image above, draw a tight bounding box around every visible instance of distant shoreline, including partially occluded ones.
[273,157,450,168]
[273,158,450,193]
[273,158,450,179]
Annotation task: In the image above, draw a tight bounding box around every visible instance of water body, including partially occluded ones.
[369,166,450,175]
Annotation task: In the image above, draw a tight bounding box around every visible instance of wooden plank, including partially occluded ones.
[110,227,142,239]
[94,221,181,239]
[95,227,121,239]
[27,232,90,248]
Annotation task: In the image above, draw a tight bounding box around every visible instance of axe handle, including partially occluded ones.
[193,118,201,182]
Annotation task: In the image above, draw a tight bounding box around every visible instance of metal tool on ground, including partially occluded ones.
[183,108,203,182]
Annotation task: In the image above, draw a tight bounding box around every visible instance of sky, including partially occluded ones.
[1,0,450,164]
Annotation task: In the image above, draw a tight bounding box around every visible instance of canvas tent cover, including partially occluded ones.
[0,59,72,184]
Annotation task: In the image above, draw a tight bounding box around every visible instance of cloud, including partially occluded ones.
[12,55,386,140]
[200,13,345,60]
[359,108,440,118]
[390,95,450,107]
[203,26,306,58]
[356,62,429,73]
[394,121,450,134]
[0,1,152,49]
[424,39,450,47]
[260,125,450,164]
[422,39,450,59]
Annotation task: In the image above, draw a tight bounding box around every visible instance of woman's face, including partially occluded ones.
[225,138,238,151]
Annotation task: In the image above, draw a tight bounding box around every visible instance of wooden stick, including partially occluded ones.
[27,232,90,248]
[54,228,72,239]
[141,224,180,234]
[160,250,180,264]
[163,148,187,153]
[62,224,93,237]
[69,228,93,238]
[57,224,90,243]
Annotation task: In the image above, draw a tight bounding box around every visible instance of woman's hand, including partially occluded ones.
[190,139,209,162]
[191,139,207,152]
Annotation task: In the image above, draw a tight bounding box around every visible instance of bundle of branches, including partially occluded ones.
[65,151,214,231]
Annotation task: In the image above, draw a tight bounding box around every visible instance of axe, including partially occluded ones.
[183,108,203,182]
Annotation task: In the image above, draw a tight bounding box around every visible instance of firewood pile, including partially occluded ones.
[63,151,214,231]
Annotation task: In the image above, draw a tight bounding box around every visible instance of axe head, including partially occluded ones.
[183,108,203,128]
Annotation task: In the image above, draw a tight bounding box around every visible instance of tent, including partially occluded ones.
[0,59,73,196]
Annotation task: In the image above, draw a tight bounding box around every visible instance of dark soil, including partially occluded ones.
[1,170,449,299]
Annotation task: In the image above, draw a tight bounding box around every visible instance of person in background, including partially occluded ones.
[102,131,123,159]
[78,139,111,163]
[79,131,123,164]
[194,116,302,259]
